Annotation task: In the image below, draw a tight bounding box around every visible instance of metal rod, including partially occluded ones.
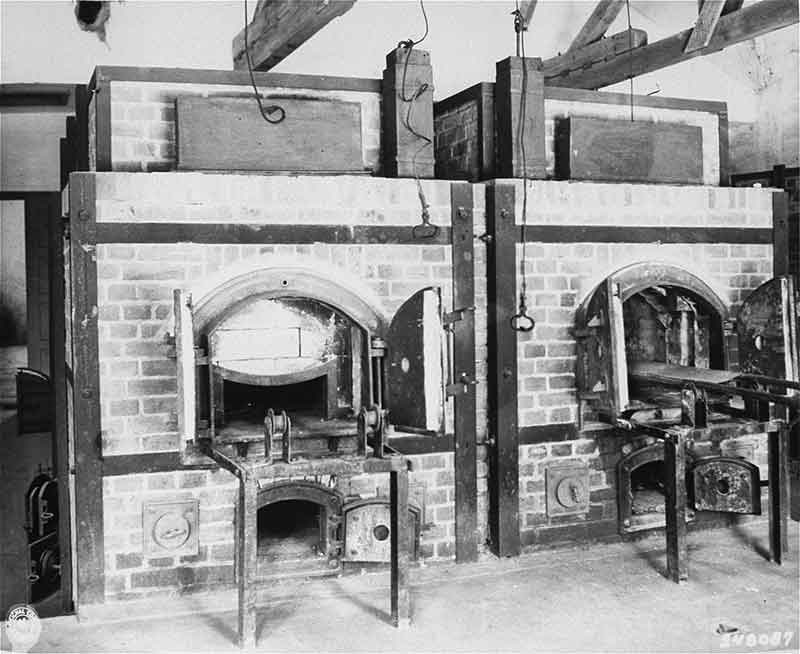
[664,429,689,583]
[734,373,800,391]
[629,371,800,408]
[768,424,790,564]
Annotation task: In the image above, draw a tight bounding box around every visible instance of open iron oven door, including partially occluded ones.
[736,276,799,382]
[386,287,445,434]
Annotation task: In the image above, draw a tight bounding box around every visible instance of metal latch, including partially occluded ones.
[446,372,477,397]
[194,347,208,366]
[443,306,475,329]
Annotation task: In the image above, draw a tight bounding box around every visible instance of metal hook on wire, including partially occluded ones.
[412,179,439,239]
[510,292,535,332]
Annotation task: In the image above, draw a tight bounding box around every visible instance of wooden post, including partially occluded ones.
[90,70,112,172]
[237,476,259,648]
[486,184,521,557]
[69,174,106,606]
[390,464,411,627]
[450,183,478,563]
[772,191,790,277]
[494,57,546,180]
[664,429,688,583]
[382,47,434,179]
[768,423,790,564]
[48,192,73,614]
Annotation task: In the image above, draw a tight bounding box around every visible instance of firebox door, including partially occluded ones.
[689,456,761,514]
[342,498,421,562]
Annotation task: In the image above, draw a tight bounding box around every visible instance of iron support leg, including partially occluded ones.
[664,430,688,583]
[768,424,790,564]
[237,476,258,648]
[390,465,410,628]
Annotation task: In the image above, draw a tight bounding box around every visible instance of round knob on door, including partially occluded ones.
[555,477,586,508]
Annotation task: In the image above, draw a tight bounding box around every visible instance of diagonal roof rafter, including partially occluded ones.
[545,0,798,89]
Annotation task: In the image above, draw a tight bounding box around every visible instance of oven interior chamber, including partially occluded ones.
[196,295,368,457]
[186,285,446,458]
[576,276,729,425]
[623,285,726,414]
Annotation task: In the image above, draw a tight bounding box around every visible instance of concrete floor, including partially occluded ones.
[3,520,797,653]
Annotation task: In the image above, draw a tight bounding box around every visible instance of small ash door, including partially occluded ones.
[736,275,799,381]
[386,287,445,433]
[690,456,761,514]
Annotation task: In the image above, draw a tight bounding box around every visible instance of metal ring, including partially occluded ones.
[412,222,440,239]
[510,312,535,332]
[262,104,286,124]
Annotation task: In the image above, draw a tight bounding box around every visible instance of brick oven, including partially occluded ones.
[485,180,789,558]
[73,167,468,582]
[57,51,792,648]
[64,60,478,638]
[432,57,792,571]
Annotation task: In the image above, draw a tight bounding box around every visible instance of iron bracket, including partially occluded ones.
[446,372,478,397]
[358,404,388,458]
[264,408,292,463]
[443,306,475,328]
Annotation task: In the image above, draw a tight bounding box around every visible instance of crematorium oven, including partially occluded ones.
[576,266,795,580]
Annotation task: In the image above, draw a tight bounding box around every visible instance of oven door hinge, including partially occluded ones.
[446,372,478,397]
[194,347,208,366]
[443,306,475,330]
[163,334,177,359]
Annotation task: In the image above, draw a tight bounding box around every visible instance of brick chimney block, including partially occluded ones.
[382,47,435,179]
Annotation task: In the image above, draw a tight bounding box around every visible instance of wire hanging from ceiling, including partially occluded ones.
[510,0,535,333]
[397,0,437,239]
[625,0,635,122]
[243,0,286,124]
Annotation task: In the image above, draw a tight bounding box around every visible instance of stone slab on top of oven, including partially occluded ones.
[175,96,366,174]
[554,116,704,185]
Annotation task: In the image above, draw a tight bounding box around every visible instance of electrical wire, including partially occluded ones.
[397,0,437,239]
[397,0,430,51]
[626,0,635,122]
[510,1,534,333]
[243,0,286,124]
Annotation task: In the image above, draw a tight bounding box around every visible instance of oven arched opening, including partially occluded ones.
[256,481,344,573]
[618,442,696,533]
[575,263,729,426]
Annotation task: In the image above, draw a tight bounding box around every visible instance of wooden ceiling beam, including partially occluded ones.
[546,0,798,89]
[684,0,727,53]
[544,28,648,80]
[232,0,356,72]
[518,0,539,30]
[0,84,75,113]
[720,0,744,14]
[568,0,626,51]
